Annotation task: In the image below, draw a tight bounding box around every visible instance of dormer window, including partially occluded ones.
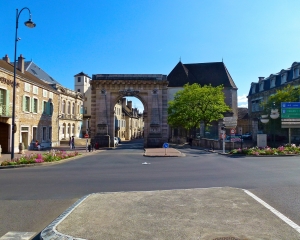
[294,68,299,79]
[270,78,276,88]
[281,73,287,84]
[259,81,264,91]
[251,84,256,94]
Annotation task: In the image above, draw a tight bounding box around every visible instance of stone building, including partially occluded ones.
[0,54,59,153]
[74,72,92,136]
[247,61,300,140]
[167,61,238,139]
[25,60,84,140]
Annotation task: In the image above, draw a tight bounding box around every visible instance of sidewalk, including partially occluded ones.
[0,145,101,165]
[144,148,184,157]
[41,187,300,240]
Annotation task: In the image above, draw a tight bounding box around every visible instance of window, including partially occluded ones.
[78,77,81,82]
[24,83,30,92]
[259,81,264,91]
[281,74,287,84]
[72,125,74,134]
[50,103,53,115]
[32,98,38,113]
[43,101,47,114]
[294,68,299,78]
[62,100,65,113]
[68,102,70,114]
[270,78,276,88]
[48,127,52,140]
[43,89,48,97]
[77,89,81,92]
[42,127,47,141]
[84,107,87,114]
[251,85,256,94]
[0,89,10,116]
[33,86,38,94]
[32,127,37,141]
[23,96,30,112]
[72,103,75,114]
[49,92,53,99]
[0,89,5,105]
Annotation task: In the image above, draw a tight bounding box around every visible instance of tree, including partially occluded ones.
[168,83,231,134]
[260,85,300,134]
[261,85,300,111]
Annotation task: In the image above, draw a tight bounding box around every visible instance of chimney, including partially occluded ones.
[18,54,25,73]
[127,100,132,110]
[2,54,10,63]
[122,98,126,109]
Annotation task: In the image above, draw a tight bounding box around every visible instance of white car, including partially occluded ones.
[114,137,119,146]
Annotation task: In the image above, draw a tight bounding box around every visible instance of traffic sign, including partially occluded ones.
[84,134,89,138]
[281,102,300,119]
[223,117,237,121]
[230,128,236,135]
[163,143,169,148]
[220,133,226,139]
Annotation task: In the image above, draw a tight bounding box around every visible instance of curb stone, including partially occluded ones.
[40,194,92,240]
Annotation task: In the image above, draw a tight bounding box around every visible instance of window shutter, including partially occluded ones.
[6,90,10,115]
[22,96,26,111]
[29,97,31,112]
[42,101,44,113]
[31,98,34,112]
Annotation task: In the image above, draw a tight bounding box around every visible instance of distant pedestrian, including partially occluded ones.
[71,136,75,149]
[69,137,72,150]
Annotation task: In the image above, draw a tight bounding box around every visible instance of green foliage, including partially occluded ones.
[168,83,230,130]
[261,85,300,113]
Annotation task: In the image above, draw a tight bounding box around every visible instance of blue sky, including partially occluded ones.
[1,0,300,111]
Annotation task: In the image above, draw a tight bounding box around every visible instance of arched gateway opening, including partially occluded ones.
[90,74,168,148]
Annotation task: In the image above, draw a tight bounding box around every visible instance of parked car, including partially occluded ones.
[117,137,121,143]
[114,137,119,146]
[242,133,252,140]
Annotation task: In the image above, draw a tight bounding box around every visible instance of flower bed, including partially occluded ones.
[229,144,300,156]
[0,150,80,166]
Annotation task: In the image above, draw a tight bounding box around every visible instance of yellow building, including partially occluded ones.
[0,54,59,153]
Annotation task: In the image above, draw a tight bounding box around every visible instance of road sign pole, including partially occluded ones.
[222,130,225,154]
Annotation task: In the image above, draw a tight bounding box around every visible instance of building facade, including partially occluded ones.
[247,61,300,141]
[167,61,238,140]
[25,60,84,140]
[0,54,59,153]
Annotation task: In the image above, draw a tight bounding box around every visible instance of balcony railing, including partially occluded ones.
[59,113,83,120]
[0,103,12,117]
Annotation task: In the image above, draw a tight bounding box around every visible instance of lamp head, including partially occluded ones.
[24,18,36,28]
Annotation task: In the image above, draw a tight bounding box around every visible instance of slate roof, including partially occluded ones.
[74,71,91,78]
[238,108,249,120]
[0,59,57,91]
[248,62,300,96]
[24,61,61,85]
[167,61,237,88]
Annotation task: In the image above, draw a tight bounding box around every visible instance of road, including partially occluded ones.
[0,139,299,239]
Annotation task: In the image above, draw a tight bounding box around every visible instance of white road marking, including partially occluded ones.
[244,189,300,233]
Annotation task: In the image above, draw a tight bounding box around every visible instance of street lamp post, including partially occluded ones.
[11,8,36,160]
[260,102,280,147]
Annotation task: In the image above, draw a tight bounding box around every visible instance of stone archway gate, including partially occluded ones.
[90,74,168,148]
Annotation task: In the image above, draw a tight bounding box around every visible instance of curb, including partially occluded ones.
[0,150,103,169]
[40,194,91,240]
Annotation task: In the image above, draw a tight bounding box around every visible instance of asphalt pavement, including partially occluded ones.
[40,141,300,240]
[41,187,300,240]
